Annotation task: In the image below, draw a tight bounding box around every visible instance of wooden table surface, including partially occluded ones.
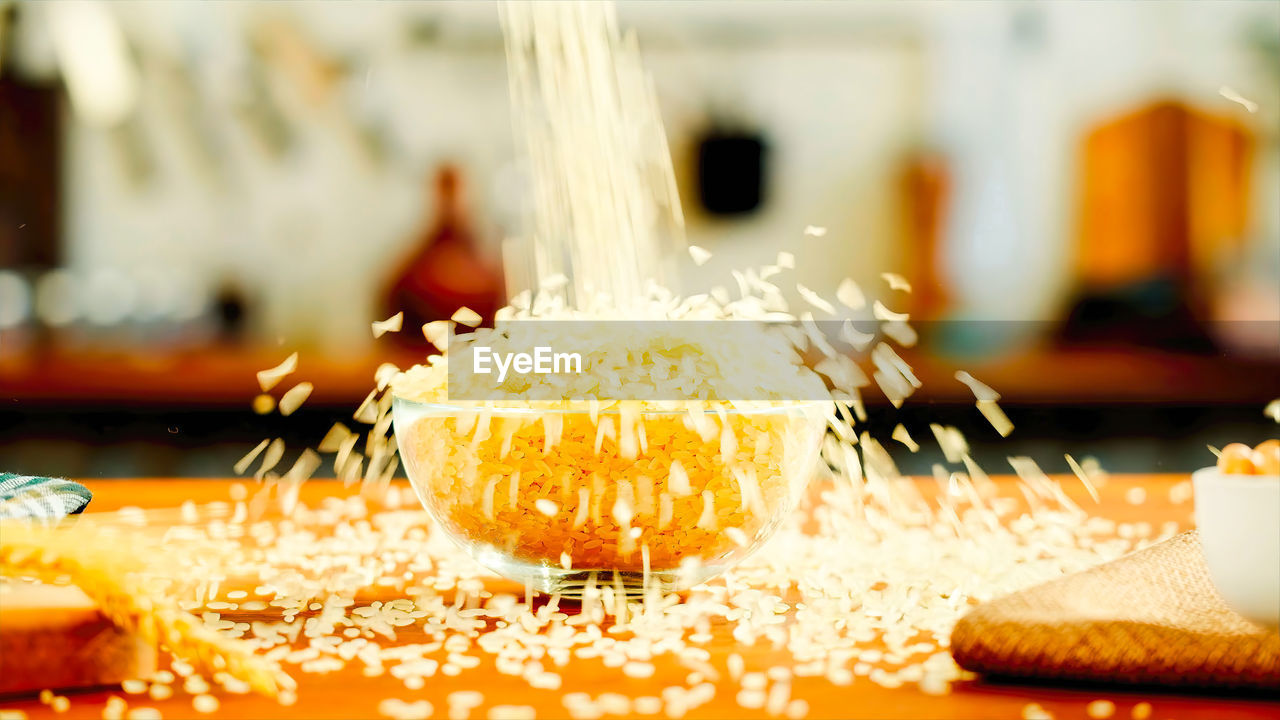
[3,476,1278,720]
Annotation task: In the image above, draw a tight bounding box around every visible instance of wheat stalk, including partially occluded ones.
[0,520,294,698]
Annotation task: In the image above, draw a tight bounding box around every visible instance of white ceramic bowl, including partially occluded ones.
[1192,467,1280,630]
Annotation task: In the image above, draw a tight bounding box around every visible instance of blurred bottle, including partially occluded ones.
[900,151,951,321]
[212,280,249,345]
[1060,101,1253,353]
[383,166,503,348]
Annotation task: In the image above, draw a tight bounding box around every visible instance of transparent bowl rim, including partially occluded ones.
[391,395,831,417]
[1191,466,1280,486]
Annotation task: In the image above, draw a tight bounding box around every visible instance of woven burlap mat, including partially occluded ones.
[951,531,1280,690]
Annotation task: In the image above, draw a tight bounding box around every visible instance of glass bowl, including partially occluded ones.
[392,398,827,594]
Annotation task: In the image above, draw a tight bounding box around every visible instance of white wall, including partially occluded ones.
[924,1,1278,322]
[47,0,1279,349]
[651,44,924,308]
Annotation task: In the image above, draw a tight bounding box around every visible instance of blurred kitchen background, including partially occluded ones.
[1,0,1277,478]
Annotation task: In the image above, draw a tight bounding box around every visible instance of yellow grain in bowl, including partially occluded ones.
[392,357,828,595]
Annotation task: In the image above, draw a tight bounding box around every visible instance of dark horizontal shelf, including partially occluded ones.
[1,345,1276,410]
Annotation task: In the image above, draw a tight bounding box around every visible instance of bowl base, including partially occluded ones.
[474,546,721,596]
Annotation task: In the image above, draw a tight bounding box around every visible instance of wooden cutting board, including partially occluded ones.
[0,581,156,696]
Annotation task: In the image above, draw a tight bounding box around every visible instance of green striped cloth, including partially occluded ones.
[0,473,92,520]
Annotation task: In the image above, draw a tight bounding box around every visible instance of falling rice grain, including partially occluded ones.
[881,273,912,292]
[839,318,874,350]
[255,438,286,479]
[930,424,968,464]
[955,371,1000,402]
[881,320,917,347]
[353,390,379,424]
[1065,454,1101,504]
[688,246,712,266]
[872,300,908,323]
[234,439,270,476]
[284,449,322,484]
[977,400,1013,437]
[318,423,354,453]
[1265,398,1280,423]
[375,363,401,391]
[278,382,314,417]
[423,321,450,351]
[372,312,404,339]
[803,225,827,237]
[1219,85,1258,113]
[452,307,483,327]
[891,424,919,452]
[796,284,835,315]
[256,353,298,392]
[836,278,865,311]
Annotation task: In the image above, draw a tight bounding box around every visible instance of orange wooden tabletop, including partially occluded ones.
[2,476,1277,720]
